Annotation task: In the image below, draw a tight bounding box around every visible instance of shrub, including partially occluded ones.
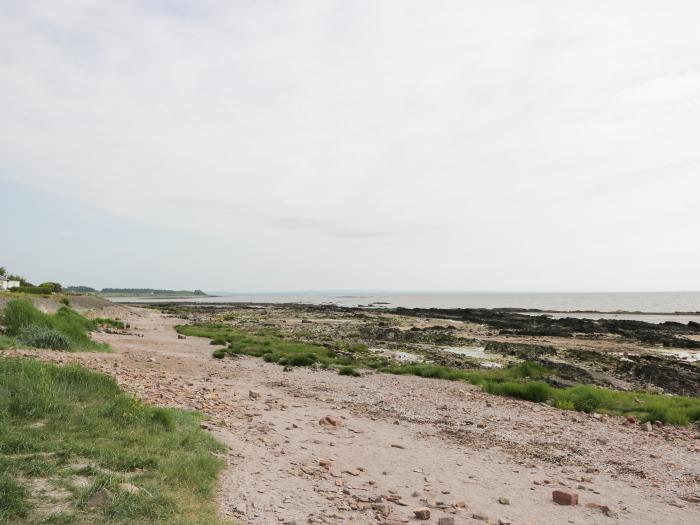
[18,325,70,350]
[14,286,53,295]
[338,366,361,377]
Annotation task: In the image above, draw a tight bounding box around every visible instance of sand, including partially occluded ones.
[7,306,700,525]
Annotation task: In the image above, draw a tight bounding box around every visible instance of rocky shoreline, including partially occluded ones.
[143,301,700,397]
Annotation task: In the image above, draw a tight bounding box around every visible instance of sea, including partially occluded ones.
[115,291,700,324]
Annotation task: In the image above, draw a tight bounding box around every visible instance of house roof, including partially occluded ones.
[0,276,8,281]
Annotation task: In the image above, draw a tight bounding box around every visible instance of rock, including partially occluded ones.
[319,415,344,427]
[585,502,613,516]
[498,496,510,505]
[412,507,431,519]
[318,458,332,468]
[177,334,186,339]
[437,518,455,525]
[118,482,140,495]
[249,390,261,400]
[471,512,488,521]
[372,503,391,515]
[552,490,578,506]
[453,501,466,508]
[625,415,637,425]
[641,421,653,432]
[498,520,512,525]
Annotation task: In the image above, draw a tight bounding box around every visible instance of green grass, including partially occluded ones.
[1,299,107,352]
[387,363,700,425]
[179,322,700,426]
[0,335,21,350]
[94,318,126,330]
[176,324,390,369]
[0,358,232,524]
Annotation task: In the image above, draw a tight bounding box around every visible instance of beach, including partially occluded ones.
[6,303,699,524]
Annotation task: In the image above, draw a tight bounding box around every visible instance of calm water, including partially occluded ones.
[116,291,700,323]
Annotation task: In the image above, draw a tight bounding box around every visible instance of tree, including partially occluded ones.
[0,266,6,276]
[39,282,63,293]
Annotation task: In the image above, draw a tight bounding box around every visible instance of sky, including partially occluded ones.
[1,1,699,292]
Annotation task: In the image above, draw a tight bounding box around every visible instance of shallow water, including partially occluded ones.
[115,291,700,323]
[441,346,504,368]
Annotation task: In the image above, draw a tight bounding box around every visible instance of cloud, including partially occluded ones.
[1,1,699,291]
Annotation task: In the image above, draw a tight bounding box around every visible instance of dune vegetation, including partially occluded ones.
[0,299,108,352]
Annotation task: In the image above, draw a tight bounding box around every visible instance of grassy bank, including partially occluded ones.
[0,299,107,352]
[178,323,700,426]
[0,358,230,524]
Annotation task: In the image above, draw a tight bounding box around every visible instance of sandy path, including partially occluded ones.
[9,307,699,525]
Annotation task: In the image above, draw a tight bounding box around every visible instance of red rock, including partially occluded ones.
[319,415,344,427]
[552,490,578,506]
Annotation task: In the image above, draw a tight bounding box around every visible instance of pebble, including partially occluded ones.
[412,507,431,519]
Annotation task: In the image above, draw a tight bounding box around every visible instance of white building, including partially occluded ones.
[0,276,21,291]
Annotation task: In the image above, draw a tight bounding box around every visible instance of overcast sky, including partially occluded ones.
[1,1,699,292]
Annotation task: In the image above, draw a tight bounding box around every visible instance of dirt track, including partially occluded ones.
[9,306,700,525]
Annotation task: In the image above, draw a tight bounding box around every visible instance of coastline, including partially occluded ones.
[12,304,696,525]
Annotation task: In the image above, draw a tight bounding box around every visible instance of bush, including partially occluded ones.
[338,366,361,377]
[39,282,62,293]
[18,325,70,350]
[13,286,53,295]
